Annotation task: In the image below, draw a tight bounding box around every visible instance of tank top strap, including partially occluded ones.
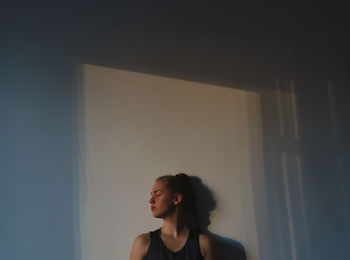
[187,229,204,260]
[149,228,161,240]
[145,229,162,260]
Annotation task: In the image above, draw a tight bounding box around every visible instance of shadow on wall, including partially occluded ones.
[190,176,247,260]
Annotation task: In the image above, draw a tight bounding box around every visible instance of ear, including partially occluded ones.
[173,193,183,206]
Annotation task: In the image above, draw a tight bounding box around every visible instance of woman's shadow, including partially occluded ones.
[190,176,247,260]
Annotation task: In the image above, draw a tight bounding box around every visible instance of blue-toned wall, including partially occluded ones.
[1,42,78,259]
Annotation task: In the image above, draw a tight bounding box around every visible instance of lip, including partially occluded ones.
[151,206,155,211]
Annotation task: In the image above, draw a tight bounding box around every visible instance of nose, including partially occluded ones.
[149,196,154,204]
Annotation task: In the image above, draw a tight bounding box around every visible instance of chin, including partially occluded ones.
[152,210,166,219]
[152,213,162,218]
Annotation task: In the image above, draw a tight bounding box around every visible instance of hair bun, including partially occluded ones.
[175,173,189,182]
[175,173,191,187]
[176,173,189,178]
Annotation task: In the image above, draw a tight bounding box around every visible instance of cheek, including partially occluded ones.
[156,197,165,205]
[157,197,171,206]
[154,196,165,204]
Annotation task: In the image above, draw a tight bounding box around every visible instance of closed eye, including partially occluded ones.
[151,190,162,196]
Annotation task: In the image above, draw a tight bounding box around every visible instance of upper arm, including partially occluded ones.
[129,233,150,260]
[199,234,216,260]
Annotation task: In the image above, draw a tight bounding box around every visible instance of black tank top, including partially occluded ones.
[145,228,204,260]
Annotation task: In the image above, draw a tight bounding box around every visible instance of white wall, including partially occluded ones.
[79,64,263,260]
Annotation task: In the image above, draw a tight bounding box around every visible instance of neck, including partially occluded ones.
[161,210,188,238]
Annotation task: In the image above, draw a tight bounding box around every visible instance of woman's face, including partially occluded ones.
[149,180,176,218]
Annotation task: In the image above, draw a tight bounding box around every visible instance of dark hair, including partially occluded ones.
[156,173,199,231]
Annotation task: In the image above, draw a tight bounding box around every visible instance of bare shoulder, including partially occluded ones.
[199,233,212,243]
[130,233,150,260]
[199,234,216,260]
[135,233,150,245]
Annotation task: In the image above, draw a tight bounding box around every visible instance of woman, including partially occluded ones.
[130,173,215,260]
